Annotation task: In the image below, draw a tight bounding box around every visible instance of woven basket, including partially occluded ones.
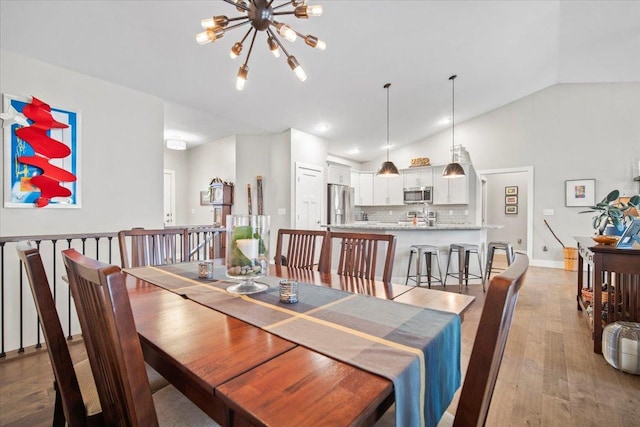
[581,288,608,304]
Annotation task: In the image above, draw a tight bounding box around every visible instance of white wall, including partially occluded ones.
[185,135,236,225]
[0,49,165,235]
[365,83,640,264]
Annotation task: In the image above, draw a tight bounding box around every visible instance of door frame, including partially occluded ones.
[294,162,324,229]
[477,166,534,258]
[163,169,176,226]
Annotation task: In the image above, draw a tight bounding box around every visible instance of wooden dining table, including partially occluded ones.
[124,263,475,427]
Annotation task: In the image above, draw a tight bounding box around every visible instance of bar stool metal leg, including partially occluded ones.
[405,248,415,286]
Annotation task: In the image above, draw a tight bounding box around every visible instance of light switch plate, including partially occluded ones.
[543,209,554,216]
[278,208,286,215]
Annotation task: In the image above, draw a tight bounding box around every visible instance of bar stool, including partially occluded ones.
[444,243,484,292]
[484,241,515,284]
[405,245,443,288]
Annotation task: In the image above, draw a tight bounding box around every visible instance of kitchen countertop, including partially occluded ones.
[327,222,501,231]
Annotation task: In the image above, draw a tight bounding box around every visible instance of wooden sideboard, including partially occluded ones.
[575,237,640,353]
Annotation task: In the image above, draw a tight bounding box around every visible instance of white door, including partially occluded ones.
[295,163,324,230]
[163,169,176,226]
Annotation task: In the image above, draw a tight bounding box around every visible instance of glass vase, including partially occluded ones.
[225,214,270,294]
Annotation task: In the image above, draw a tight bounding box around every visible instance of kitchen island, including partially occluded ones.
[328,222,493,286]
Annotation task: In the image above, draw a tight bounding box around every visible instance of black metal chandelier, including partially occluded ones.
[196,0,325,91]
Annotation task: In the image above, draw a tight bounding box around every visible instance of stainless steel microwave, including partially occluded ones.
[403,187,433,204]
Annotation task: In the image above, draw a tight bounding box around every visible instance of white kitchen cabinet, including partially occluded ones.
[327,163,351,185]
[402,167,433,188]
[432,164,470,204]
[353,171,374,205]
[373,174,403,205]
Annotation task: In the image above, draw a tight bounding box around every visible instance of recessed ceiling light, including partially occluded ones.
[348,148,360,155]
[316,123,330,132]
[439,117,452,125]
[166,139,187,150]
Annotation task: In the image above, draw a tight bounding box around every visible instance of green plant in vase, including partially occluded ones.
[580,190,640,235]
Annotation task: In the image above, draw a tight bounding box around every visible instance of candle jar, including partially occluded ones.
[279,279,299,304]
[226,214,270,294]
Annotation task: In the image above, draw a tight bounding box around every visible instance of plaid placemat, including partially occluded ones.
[125,263,461,427]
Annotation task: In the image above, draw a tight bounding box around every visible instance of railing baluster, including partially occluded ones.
[108,236,113,264]
[67,238,73,340]
[95,237,100,259]
[18,260,24,353]
[35,240,42,349]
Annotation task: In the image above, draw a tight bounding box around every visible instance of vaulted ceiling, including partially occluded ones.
[1,1,638,162]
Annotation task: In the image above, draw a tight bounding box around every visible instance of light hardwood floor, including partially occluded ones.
[1,263,639,426]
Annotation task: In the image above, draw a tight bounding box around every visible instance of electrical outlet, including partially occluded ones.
[389,210,393,215]
[278,208,286,215]
[464,210,469,215]
[449,210,453,215]
[543,209,554,216]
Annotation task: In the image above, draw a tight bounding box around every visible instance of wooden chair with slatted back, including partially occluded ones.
[118,228,190,268]
[320,231,397,285]
[375,254,529,427]
[274,229,327,270]
[16,241,103,427]
[450,253,529,426]
[62,249,219,427]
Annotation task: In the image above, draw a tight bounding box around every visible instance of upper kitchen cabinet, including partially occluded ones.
[327,162,351,185]
[402,167,433,188]
[432,163,476,205]
[373,174,403,206]
[351,170,374,206]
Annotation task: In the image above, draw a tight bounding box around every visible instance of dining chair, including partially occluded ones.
[319,231,397,285]
[118,227,190,268]
[62,248,219,427]
[376,253,530,427]
[274,228,327,269]
[16,241,102,427]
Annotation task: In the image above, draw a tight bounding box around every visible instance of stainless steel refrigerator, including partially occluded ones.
[327,184,354,225]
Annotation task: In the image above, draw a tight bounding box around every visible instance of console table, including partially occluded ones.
[575,237,640,353]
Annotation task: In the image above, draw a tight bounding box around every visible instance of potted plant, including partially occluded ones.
[580,190,640,235]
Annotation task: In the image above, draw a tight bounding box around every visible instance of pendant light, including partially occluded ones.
[442,74,465,178]
[377,83,400,177]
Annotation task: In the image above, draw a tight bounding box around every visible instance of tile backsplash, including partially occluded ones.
[354,205,471,224]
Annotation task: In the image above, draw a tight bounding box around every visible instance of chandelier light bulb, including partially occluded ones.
[195,28,224,45]
[288,56,307,81]
[230,42,243,59]
[201,16,229,30]
[307,5,323,16]
[267,37,281,57]
[304,35,326,50]
[277,23,297,42]
[236,64,249,91]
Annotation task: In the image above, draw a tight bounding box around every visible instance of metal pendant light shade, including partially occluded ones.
[377,83,400,177]
[378,160,400,176]
[443,74,466,178]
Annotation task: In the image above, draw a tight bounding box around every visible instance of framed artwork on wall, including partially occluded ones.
[565,178,595,207]
[505,186,518,195]
[3,94,81,208]
[505,205,518,214]
[200,191,210,206]
[505,195,518,205]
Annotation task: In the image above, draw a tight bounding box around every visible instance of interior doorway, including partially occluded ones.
[478,167,534,257]
[163,169,176,226]
[294,162,324,230]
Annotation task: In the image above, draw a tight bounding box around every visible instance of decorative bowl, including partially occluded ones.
[592,235,619,245]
